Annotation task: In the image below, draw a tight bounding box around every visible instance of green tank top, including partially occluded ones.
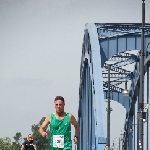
[49,112,72,150]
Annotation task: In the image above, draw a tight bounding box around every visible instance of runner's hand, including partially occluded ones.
[41,131,48,137]
[73,136,78,144]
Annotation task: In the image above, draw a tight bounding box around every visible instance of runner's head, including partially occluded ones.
[27,134,33,142]
[54,96,65,114]
[105,145,109,150]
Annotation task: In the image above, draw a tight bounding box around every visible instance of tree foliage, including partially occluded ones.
[11,132,22,150]
[0,137,12,150]
[32,117,50,150]
[0,117,49,150]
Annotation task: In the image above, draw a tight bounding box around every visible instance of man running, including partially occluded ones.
[21,134,37,150]
[39,96,80,150]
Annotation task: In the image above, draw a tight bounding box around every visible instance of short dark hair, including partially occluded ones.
[54,96,65,102]
[105,145,109,147]
[28,134,32,137]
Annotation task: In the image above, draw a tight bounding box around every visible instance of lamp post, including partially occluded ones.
[106,63,129,148]
[122,81,129,97]
[119,137,121,150]
[139,0,145,150]
[111,137,118,150]
[107,63,111,147]
[120,131,124,150]
[128,124,138,150]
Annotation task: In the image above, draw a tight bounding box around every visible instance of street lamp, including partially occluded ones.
[106,62,130,148]
[122,81,129,96]
[107,63,111,148]
[139,0,146,149]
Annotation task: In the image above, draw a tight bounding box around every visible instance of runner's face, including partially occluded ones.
[55,100,64,113]
[28,135,33,142]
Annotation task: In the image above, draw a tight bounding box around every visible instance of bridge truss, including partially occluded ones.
[77,23,150,150]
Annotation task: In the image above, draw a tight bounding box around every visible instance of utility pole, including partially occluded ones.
[139,0,145,149]
[107,64,111,147]
[119,138,120,150]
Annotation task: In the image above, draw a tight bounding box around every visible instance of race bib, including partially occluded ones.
[53,135,64,148]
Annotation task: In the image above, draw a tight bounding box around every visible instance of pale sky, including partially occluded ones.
[0,0,150,149]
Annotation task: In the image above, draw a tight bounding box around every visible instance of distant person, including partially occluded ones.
[104,145,109,150]
[39,96,80,150]
[21,134,37,150]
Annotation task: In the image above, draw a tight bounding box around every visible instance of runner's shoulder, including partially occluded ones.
[48,113,56,122]
[22,140,28,145]
[68,113,74,118]
[32,140,37,145]
[45,114,51,123]
[68,112,74,115]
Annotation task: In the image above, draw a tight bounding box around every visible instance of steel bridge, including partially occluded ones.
[77,23,150,150]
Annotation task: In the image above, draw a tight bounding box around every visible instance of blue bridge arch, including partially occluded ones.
[77,23,150,150]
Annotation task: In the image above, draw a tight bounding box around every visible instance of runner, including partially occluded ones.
[21,134,37,150]
[39,96,80,150]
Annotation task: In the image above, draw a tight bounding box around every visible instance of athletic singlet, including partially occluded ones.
[49,112,72,150]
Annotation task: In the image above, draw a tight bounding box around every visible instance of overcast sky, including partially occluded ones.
[0,0,150,149]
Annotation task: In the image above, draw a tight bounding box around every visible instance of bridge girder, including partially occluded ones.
[78,23,150,150]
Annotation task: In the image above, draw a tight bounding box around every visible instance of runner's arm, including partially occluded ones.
[70,114,80,137]
[33,144,37,150]
[21,145,24,150]
[38,115,50,137]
